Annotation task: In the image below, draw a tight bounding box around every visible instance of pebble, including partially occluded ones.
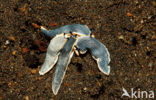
[124,77,128,81]
[148,15,152,19]
[136,78,140,82]
[134,53,137,57]
[25,96,29,100]
[31,69,37,74]
[134,0,139,4]
[130,18,133,22]
[12,50,17,55]
[83,87,88,91]
[118,35,124,40]
[5,40,10,45]
[28,8,32,12]
[140,19,144,24]
[68,88,71,91]
[148,62,153,70]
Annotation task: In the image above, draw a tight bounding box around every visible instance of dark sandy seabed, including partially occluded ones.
[0,0,156,100]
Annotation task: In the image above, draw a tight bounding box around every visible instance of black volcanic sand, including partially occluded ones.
[0,0,156,100]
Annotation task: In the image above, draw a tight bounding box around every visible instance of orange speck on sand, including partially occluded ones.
[49,21,57,27]
[36,77,41,80]
[8,36,15,41]
[65,82,70,87]
[18,3,28,15]
[23,48,29,53]
[32,23,40,29]
[34,40,47,52]
[8,82,12,87]
[127,12,132,17]
[12,50,17,55]
[25,96,29,100]
[31,69,37,74]
[0,96,3,100]
[152,35,156,40]
[18,72,23,78]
